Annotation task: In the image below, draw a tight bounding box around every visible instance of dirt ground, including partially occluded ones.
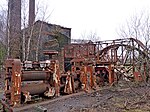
[0,70,150,112]
[20,81,150,112]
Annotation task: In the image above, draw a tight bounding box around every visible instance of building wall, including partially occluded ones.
[25,21,71,64]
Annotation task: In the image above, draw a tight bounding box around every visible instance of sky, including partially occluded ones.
[1,0,150,41]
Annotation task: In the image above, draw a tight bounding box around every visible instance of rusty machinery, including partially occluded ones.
[95,38,150,82]
[2,51,60,108]
[64,38,150,85]
[70,58,95,92]
[1,38,149,111]
[64,42,113,88]
[64,43,98,91]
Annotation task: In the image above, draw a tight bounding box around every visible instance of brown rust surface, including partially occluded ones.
[22,83,50,95]
[21,71,49,81]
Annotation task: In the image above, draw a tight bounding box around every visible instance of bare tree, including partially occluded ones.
[118,12,150,48]
[35,4,47,61]
[118,12,150,83]
[26,0,53,61]
[25,0,40,61]
[80,31,100,42]
[0,8,7,72]
[22,0,28,61]
[0,9,7,44]
[35,19,44,61]
[35,4,54,61]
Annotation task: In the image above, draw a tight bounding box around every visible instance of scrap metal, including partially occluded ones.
[2,51,61,108]
[1,38,149,111]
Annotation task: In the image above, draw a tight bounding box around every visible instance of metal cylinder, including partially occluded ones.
[21,71,50,81]
[22,83,50,95]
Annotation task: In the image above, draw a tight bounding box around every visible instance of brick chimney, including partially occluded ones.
[29,0,35,26]
[8,0,21,58]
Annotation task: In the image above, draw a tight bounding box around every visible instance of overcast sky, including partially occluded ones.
[1,0,150,40]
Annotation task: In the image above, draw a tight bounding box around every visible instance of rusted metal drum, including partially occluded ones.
[22,83,50,95]
[22,71,50,81]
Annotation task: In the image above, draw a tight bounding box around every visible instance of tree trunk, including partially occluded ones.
[26,25,34,61]
[35,21,43,61]
[22,29,26,61]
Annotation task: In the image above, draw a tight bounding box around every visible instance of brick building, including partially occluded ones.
[24,20,71,70]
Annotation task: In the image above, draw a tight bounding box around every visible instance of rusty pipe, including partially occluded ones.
[21,71,51,81]
[22,83,50,95]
